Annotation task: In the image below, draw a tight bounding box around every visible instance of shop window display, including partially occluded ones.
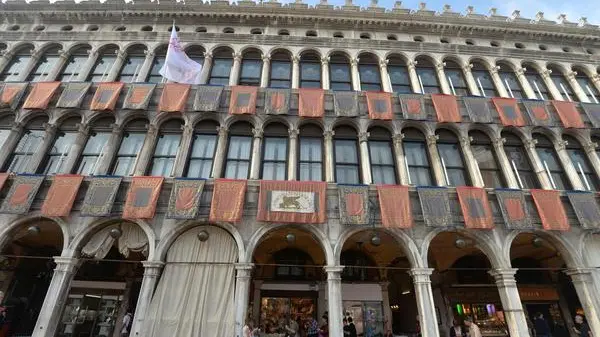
[344,301,384,337]
[59,292,124,337]
[259,297,316,335]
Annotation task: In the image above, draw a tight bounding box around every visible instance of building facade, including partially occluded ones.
[0,1,600,337]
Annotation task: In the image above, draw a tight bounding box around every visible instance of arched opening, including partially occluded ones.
[146,45,168,83]
[358,53,381,91]
[58,45,91,82]
[75,116,114,175]
[27,46,61,82]
[436,129,469,186]
[501,131,539,189]
[471,61,499,97]
[329,52,352,91]
[444,60,469,96]
[300,51,322,88]
[261,122,289,180]
[224,121,253,179]
[117,44,147,83]
[497,61,525,99]
[269,51,292,89]
[208,47,233,86]
[562,135,599,191]
[86,45,119,82]
[239,49,262,86]
[402,127,434,186]
[533,133,570,190]
[547,65,577,102]
[4,115,48,174]
[0,45,33,82]
[415,56,441,94]
[523,63,550,100]
[368,126,396,184]
[388,55,411,94]
[572,66,599,103]
[470,130,504,188]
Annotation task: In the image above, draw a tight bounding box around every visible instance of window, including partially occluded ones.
[360,33,371,40]
[34,25,45,31]
[196,27,207,33]
[208,48,233,86]
[388,56,412,94]
[387,34,397,41]
[502,132,538,189]
[333,32,344,38]
[564,136,599,191]
[358,54,381,91]
[298,124,323,181]
[27,47,61,82]
[440,38,450,44]
[87,25,99,31]
[58,46,91,82]
[539,45,548,51]
[41,117,80,175]
[270,52,292,88]
[111,119,147,176]
[274,248,314,280]
[5,117,47,173]
[436,129,469,186]
[0,115,14,151]
[114,26,126,32]
[61,25,73,31]
[470,131,504,188]
[329,53,352,91]
[413,36,424,42]
[415,57,441,94]
[168,26,180,32]
[146,46,167,83]
[515,43,525,49]
[185,46,205,67]
[534,134,570,190]
[141,26,153,32]
[224,122,253,179]
[239,50,262,86]
[0,47,32,82]
[86,46,118,82]
[524,66,550,100]
[250,28,262,35]
[403,128,433,186]
[278,30,290,36]
[306,31,317,37]
[117,46,146,83]
[548,65,577,102]
[369,127,396,184]
[334,126,360,184]
[471,62,498,97]
[261,123,288,180]
[465,39,475,46]
[148,120,182,177]
[490,41,500,47]
[574,69,600,103]
[498,63,525,99]
[300,52,321,88]
[562,47,571,53]
[75,117,113,175]
[444,60,469,96]
[186,122,218,179]
[223,27,235,34]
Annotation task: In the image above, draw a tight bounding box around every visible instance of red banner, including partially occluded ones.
[298,88,325,118]
[209,179,247,222]
[122,176,164,219]
[257,180,327,224]
[229,86,258,115]
[23,82,61,110]
[431,94,461,123]
[366,92,393,120]
[90,82,124,111]
[530,189,570,231]
[377,185,413,228]
[456,186,494,229]
[0,173,8,192]
[41,175,84,216]
[552,100,584,128]
[491,97,527,127]
[159,83,190,112]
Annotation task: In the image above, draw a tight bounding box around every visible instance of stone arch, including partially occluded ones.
[326,49,352,60]
[503,229,583,269]
[222,114,259,130]
[365,119,395,135]
[297,47,322,59]
[413,53,440,64]
[546,62,570,76]
[522,60,545,74]
[467,123,500,140]
[64,43,92,56]
[399,120,434,136]
[331,118,361,133]
[531,126,562,144]
[5,42,35,55]
[268,46,293,58]
[562,128,592,147]
[239,45,264,56]
[33,42,64,56]
[495,59,520,72]
[152,43,169,54]
[442,55,467,67]
[17,111,51,125]
[122,42,148,54]
[262,115,293,130]
[154,114,186,129]
[384,51,411,63]
[468,56,494,70]
[191,114,223,129]
[0,215,69,254]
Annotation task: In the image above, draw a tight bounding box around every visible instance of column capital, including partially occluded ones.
[493,137,507,147]
[324,265,344,275]
[203,51,213,61]
[44,123,58,134]
[53,256,80,271]
[235,263,254,279]
[426,134,439,146]
[567,71,578,81]
[321,56,330,66]
[233,53,243,62]
[564,267,595,278]
[350,58,359,67]
[76,123,90,135]
[87,48,98,57]
[358,132,370,143]
[379,59,389,68]
[463,63,474,73]
[490,66,501,76]
[147,124,158,135]
[217,126,229,137]
[182,124,194,135]
[524,138,538,150]
[324,130,335,141]
[288,128,299,139]
[291,55,300,64]
[408,268,434,283]
[252,128,263,139]
[262,55,271,63]
[116,50,127,59]
[540,68,552,79]
[459,136,473,147]
[407,60,417,70]
[583,141,598,154]
[144,50,155,58]
[142,261,165,276]
[592,73,600,83]
[58,50,70,60]
[516,68,527,77]
[435,62,445,72]
[556,140,568,151]
[488,268,518,283]
[111,123,122,135]
[10,121,24,133]
[392,133,404,145]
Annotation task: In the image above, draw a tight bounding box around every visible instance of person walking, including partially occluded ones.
[121,311,132,337]
[347,317,357,337]
[307,317,319,337]
[318,315,329,337]
[573,315,591,337]
[464,317,482,337]
[450,320,464,337]
[285,316,300,337]
[533,313,551,337]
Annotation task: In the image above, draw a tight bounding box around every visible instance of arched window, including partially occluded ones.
[261,123,288,180]
[471,62,498,97]
[524,65,550,100]
[224,122,253,179]
[0,46,32,82]
[146,46,167,83]
[185,120,218,179]
[5,116,47,173]
[403,128,433,186]
[58,45,91,82]
[548,65,577,102]
[185,46,205,66]
[573,67,599,103]
[534,134,570,190]
[358,53,381,91]
[87,45,118,82]
[436,129,469,186]
[341,250,378,282]
[0,114,14,150]
[110,118,148,176]
[368,127,396,184]
[329,53,352,91]
[415,57,440,94]
[149,119,183,177]
[274,248,314,280]
[334,126,360,184]
[300,51,321,88]
[298,124,323,181]
[208,48,233,86]
[452,255,492,284]
[388,56,411,94]
[269,51,292,88]
[502,132,538,189]
[563,135,599,191]
[444,60,469,96]
[117,45,146,83]
[27,46,61,82]
[239,50,262,86]
[470,131,504,188]
[497,62,525,99]
[75,117,113,175]
[41,117,80,175]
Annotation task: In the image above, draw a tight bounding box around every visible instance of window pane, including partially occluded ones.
[335,140,358,164]
[188,159,213,179]
[271,61,291,80]
[472,70,498,97]
[526,74,549,100]
[28,56,60,82]
[0,55,31,82]
[369,141,394,165]
[417,68,438,87]
[76,132,110,175]
[88,56,116,82]
[336,165,360,184]
[210,59,233,84]
[118,56,145,83]
[58,55,89,82]
[437,143,464,167]
[43,132,78,174]
[372,166,396,185]
[224,161,250,179]
[445,69,469,96]
[263,138,287,161]
[331,82,352,91]
[501,72,524,99]
[301,63,321,81]
[411,167,433,186]
[227,136,252,160]
[0,130,11,149]
[389,66,410,86]
[7,130,45,173]
[240,59,261,85]
[299,162,322,181]
[262,162,286,180]
[404,142,429,166]
[112,133,146,176]
[154,134,181,156]
[330,64,351,82]
[147,56,166,83]
[359,65,380,84]
[567,149,599,190]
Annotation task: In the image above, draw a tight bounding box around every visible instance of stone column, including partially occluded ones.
[45,49,69,81]
[426,135,447,186]
[565,269,600,337]
[61,124,90,174]
[379,60,393,93]
[555,140,585,190]
[380,282,393,333]
[199,52,213,85]
[492,137,520,189]
[0,122,24,170]
[393,134,410,185]
[359,132,373,184]
[407,61,422,93]
[489,269,531,337]
[32,257,80,337]
[566,71,591,103]
[321,57,330,90]
[463,63,481,96]
[515,68,538,100]
[95,124,123,175]
[324,130,335,183]
[291,56,300,89]
[135,50,156,83]
[229,53,242,86]
[523,139,553,190]
[260,56,270,88]
[350,58,360,91]
[540,69,565,101]
[409,268,440,337]
[16,50,41,82]
[106,50,127,82]
[234,263,254,337]
[325,266,344,337]
[591,74,600,98]
[459,135,485,187]
[211,126,229,178]
[0,50,15,76]
[249,128,263,180]
[26,123,57,174]
[76,49,99,82]
[132,124,158,176]
[435,62,452,95]
[489,67,510,98]
[129,261,164,337]
[172,124,194,177]
[583,142,600,185]
[287,129,299,180]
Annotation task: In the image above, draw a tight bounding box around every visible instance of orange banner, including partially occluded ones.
[257,180,327,224]
[229,86,258,115]
[530,189,570,231]
[0,173,9,192]
[159,83,190,112]
[209,179,247,223]
[552,100,584,128]
[23,82,61,110]
[41,175,84,217]
[456,186,494,229]
[298,88,325,118]
[366,92,393,120]
[90,82,124,111]
[491,97,527,127]
[431,94,461,123]
[377,185,413,228]
[122,176,164,219]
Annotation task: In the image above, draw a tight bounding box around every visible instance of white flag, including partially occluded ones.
[159,24,203,84]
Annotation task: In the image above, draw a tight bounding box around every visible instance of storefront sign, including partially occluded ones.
[445,287,501,303]
[518,287,559,301]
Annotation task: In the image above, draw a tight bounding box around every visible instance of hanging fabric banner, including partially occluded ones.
[431,94,461,123]
[491,97,527,127]
[366,92,393,120]
[0,173,9,192]
[56,82,91,108]
[0,82,28,110]
[193,85,223,112]
[229,86,258,115]
[166,178,206,219]
[122,176,164,219]
[530,189,569,231]
[209,179,247,223]
[298,88,325,118]
[456,186,494,229]
[463,96,493,123]
[0,174,44,214]
[523,100,553,126]
[23,82,61,110]
[338,185,370,225]
[581,103,600,128]
[80,176,122,217]
[264,89,290,115]
[566,191,600,229]
[123,83,156,110]
[551,100,585,128]
[41,174,84,217]
[90,82,124,111]
[257,180,327,224]
[333,91,359,117]
[158,83,190,113]
[417,186,452,227]
[377,185,413,229]
[494,189,533,229]
[399,94,427,120]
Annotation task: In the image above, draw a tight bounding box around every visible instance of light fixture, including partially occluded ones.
[26,225,41,236]
[532,237,544,248]
[401,290,411,295]
[370,234,381,247]
[455,238,468,249]
[286,233,296,244]
[197,230,209,242]
[109,227,122,239]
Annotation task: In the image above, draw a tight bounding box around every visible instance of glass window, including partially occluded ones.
[416,59,440,94]
[403,128,433,186]
[262,137,288,180]
[224,136,252,179]
[87,48,117,82]
[299,137,323,181]
[149,133,181,177]
[270,53,292,89]
[239,52,262,86]
[388,59,412,94]
[58,48,90,82]
[6,130,45,173]
[575,72,600,104]
[111,132,146,176]
[186,134,217,179]
[147,48,167,83]
[334,127,360,184]
[359,55,381,91]
[42,131,78,175]
[498,64,524,99]
[208,58,233,86]
[0,130,10,150]
[300,53,321,88]
[525,68,550,100]
[470,131,504,188]
[0,53,32,82]
[471,62,499,97]
[185,47,205,67]
[369,140,396,184]
[549,67,577,102]
[502,133,538,189]
[117,51,145,83]
[564,136,599,191]
[534,134,570,190]
[444,61,469,96]
[436,130,469,186]
[76,132,110,175]
[27,49,60,82]
[330,55,352,91]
